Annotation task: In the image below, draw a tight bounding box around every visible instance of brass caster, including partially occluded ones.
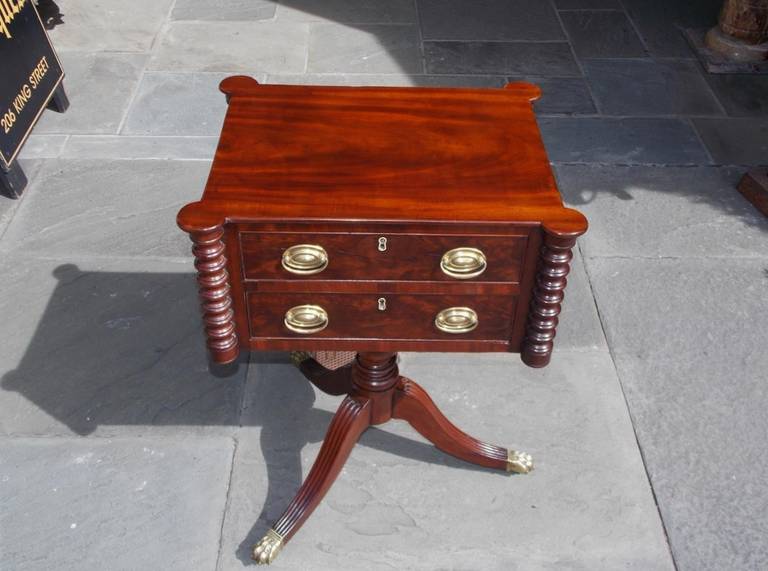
[289,351,312,368]
[252,528,284,565]
[506,450,534,474]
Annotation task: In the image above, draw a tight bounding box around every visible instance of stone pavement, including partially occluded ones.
[1,1,767,570]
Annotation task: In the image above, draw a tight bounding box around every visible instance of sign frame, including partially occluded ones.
[0,0,65,169]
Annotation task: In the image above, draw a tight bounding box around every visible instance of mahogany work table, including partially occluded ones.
[178,76,587,565]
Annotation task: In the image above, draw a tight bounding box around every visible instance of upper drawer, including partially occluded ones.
[240,232,527,282]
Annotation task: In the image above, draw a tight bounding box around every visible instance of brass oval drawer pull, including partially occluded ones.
[282,244,328,275]
[284,304,329,334]
[435,307,478,334]
[440,247,487,279]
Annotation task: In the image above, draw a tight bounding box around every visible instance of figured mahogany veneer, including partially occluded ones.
[247,291,516,345]
[240,229,527,282]
[177,76,586,564]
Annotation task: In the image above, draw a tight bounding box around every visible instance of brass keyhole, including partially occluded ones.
[378,237,387,252]
[378,298,387,311]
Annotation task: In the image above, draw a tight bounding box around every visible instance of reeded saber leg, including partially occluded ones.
[392,377,533,474]
[252,396,371,565]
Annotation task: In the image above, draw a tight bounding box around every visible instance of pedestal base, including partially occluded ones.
[252,351,533,565]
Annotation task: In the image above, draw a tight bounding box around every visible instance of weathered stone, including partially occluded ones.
[587,257,768,571]
[424,41,579,76]
[693,118,768,165]
[583,58,723,116]
[277,0,416,23]
[0,159,211,259]
[35,53,147,135]
[540,117,709,164]
[218,354,674,569]
[149,22,308,73]
[61,136,219,160]
[555,165,768,257]
[559,11,646,58]
[0,437,234,570]
[417,0,565,41]
[0,257,246,437]
[46,0,173,52]
[308,24,422,74]
[121,72,237,136]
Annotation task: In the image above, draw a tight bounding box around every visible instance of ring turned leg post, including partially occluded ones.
[392,377,533,474]
[189,226,239,364]
[521,231,577,368]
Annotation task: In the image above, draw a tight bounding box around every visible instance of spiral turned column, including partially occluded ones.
[521,232,577,368]
[189,226,239,364]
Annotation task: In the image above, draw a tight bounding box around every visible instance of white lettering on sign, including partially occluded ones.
[0,0,28,40]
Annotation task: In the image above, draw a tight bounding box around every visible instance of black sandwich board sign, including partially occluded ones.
[1,0,67,197]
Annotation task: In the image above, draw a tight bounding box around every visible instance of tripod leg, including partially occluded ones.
[392,377,533,474]
[252,396,371,564]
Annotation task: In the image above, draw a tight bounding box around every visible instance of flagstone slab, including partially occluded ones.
[555,164,768,258]
[560,11,646,58]
[61,136,218,160]
[171,0,276,21]
[277,0,416,23]
[0,257,246,437]
[149,21,308,73]
[417,0,565,41]
[586,257,768,571]
[308,23,422,74]
[0,436,234,571]
[0,159,210,258]
[121,72,234,136]
[583,58,722,116]
[36,52,147,135]
[540,117,709,165]
[217,353,674,570]
[424,41,579,76]
[46,0,173,52]
[693,118,768,166]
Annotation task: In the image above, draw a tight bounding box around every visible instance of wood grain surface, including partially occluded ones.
[177,76,587,365]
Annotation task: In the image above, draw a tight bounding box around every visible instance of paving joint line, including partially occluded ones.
[423,38,572,44]
[578,242,680,571]
[584,253,768,260]
[412,0,427,74]
[215,435,239,571]
[547,0,602,115]
[686,117,717,165]
[616,0,653,55]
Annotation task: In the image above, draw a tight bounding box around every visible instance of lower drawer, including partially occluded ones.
[247,292,516,342]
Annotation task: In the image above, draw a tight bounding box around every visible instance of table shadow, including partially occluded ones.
[1,264,509,566]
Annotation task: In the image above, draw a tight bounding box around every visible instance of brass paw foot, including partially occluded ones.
[506,450,534,474]
[252,529,284,565]
[289,351,312,368]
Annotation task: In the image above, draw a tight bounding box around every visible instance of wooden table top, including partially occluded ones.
[178,76,586,238]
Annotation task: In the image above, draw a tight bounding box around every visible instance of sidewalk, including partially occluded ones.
[1,1,767,570]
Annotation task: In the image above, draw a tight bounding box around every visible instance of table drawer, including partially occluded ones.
[240,232,526,283]
[247,292,516,341]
